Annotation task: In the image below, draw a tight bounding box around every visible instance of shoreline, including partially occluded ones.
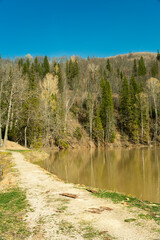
[1,150,160,239]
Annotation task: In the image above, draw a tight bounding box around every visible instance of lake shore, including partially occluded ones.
[0,148,160,239]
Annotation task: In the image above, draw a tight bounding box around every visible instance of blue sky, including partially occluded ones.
[0,0,159,58]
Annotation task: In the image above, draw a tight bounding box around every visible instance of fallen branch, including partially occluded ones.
[60,193,78,199]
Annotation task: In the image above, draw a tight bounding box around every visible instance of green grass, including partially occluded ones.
[7,149,32,152]
[57,220,112,239]
[0,188,30,239]
[124,218,137,223]
[90,189,160,225]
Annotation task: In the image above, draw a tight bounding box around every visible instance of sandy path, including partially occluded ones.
[12,152,160,240]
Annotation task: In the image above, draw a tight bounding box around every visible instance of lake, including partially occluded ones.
[41,147,160,203]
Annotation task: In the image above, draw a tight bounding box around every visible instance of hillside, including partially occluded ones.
[0,51,160,149]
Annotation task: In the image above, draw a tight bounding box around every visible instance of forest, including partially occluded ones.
[0,51,160,149]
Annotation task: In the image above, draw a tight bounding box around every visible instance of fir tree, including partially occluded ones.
[151,61,158,77]
[157,50,160,61]
[23,65,42,147]
[22,62,29,75]
[117,67,120,77]
[120,77,131,132]
[66,59,79,90]
[54,63,63,93]
[106,59,112,72]
[120,71,123,80]
[133,59,137,76]
[100,73,115,142]
[129,75,139,143]
[139,93,149,143]
[43,56,50,76]
[93,107,104,146]
[18,58,23,69]
[138,56,146,76]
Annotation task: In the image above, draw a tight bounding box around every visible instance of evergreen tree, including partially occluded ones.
[117,67,120,77]
[151,61,158,77]
[26,59,30,68]
[106,59,112,72]
[34,57,43,76]
[157,50,160,61]
[138,56,146,76]
[120,77,131,132]
[129,75,139,143]
[139,93,150,143]
[133,59,137,76]
[120,71,123,80]
[43,56,50,76]
[93,108,104,146]
[100,73,115,142]
[138,79,143,93]
[22,65,42,147]
[18,58,23,69]
[66,59,79,90]
[22,60,30,75]
[54,63,63,93]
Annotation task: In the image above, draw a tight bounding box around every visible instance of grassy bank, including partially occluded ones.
[0,188,30,239]
[90,189,160,225]
[0,152,30,239]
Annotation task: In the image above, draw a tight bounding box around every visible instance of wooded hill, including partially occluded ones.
[0,51,160,149]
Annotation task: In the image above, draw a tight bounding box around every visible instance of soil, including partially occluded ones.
[2,140,27,150]
[10,150,160,240]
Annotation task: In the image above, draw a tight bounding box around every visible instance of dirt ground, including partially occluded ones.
[9,151,160,240]
[2,140,27,150]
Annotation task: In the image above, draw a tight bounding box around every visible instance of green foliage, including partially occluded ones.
[138,56,146,76]
[138,93,150,143]
[1,53,160,148]
[120,71,123,80]
[55,137,69,149]
[22,62,29,75]
[151,61,158,77]
[18,58,23,69]
[120,76,131,131]
[106,59,112,72]
[54,63,63,93]
[43,56,50,76]
[100,73,115,142]
[73,127,82,141]
[93,108,104,145]
[157,50,160,61]
[66,59,79,90]
[34,57,43,76]
[129,75,139,143]
[133,59,137,76]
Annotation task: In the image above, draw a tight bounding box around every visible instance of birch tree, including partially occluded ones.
[147,77,160,140]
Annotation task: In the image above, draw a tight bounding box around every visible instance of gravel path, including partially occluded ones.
[12,152,160,240]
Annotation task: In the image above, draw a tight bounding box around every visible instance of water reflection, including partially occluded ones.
[41,147,160,203]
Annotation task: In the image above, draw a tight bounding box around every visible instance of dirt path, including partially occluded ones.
[12,152,160,240]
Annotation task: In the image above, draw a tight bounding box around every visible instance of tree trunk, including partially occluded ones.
[24,126,27,148]
[153,95,157,140]
[0,81,3,147]
[140,97,144,141]
[3,84,14,147]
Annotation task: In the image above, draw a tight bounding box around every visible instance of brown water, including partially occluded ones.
[41,147,160,203]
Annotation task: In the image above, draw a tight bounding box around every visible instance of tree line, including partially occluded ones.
[0,51,160,148]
